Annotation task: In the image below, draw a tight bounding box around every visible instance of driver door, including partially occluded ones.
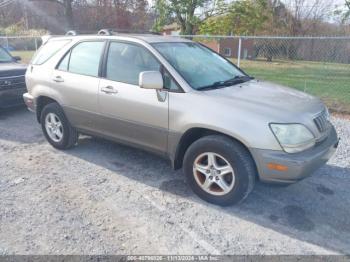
[98,41,169,154]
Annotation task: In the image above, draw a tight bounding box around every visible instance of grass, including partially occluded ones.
[8,50,350,113]
[233,58,350,113]
[10,50,35,64]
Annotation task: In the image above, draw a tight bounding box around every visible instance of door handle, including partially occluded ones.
[53,75,64,83]
[101,86,118,94]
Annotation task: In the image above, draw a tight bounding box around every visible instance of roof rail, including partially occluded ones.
[66,30,78,36]
[64,29,162,37]
[97,29,161,35]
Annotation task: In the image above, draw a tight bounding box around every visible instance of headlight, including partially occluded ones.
[270,124,315,153]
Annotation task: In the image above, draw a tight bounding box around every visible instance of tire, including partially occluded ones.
[183,135,256,206]
[40,102,78,150]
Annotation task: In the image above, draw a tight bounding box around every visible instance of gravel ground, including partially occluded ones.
[0,107,349,255]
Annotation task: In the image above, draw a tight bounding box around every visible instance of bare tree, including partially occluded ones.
[29,0,75,30]
[286,0,333,35]
[343,0,350,22]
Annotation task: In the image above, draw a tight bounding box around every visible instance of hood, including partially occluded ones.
[203,80,324,121]
[0,62,27,77]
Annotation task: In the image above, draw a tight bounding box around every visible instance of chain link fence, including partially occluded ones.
[0,35,349,114]
[182,35,350,114]
[0,36,42,64]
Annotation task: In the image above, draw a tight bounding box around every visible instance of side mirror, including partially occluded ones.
[13,56,21,62]
[139,71,163,90]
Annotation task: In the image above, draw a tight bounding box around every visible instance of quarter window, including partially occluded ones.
[32,39,71,65]
[67,41,105,77]
[105,42,161,85]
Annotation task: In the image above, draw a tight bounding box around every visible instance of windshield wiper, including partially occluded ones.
[197,75,254,91]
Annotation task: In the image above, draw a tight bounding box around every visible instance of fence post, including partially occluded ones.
[237,37,242,67]
[5,36,9,50]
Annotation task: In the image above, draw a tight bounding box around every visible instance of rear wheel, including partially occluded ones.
[183,135,256,206]
[41,102,78,150]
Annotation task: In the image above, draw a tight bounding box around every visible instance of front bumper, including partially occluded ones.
[23,92,36,112]
[250,126,339,184]
[0,87,26,108]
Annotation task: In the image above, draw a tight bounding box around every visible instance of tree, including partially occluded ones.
[339,0,350,22]
[285,0,333,36]
[153,0,224,35]
[130,0,150,30]
[199,0,269,35]
[152,0,172,32]
[23,0,150,33]
[28,0,75,30]
[74,0,150,32]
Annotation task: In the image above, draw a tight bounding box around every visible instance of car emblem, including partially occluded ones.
[4,80,12,85]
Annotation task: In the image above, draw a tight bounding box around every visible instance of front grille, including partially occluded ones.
[0,75,25,90]
[313,109,330,133]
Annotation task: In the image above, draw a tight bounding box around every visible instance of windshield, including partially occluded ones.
[152,42,248,90]
[0,47,13,63]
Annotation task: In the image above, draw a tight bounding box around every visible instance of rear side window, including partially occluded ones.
[32,39,71,65]
[58,41,105,77]
[57,51,70,71]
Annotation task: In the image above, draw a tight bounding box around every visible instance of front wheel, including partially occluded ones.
[41,102,78,150]
[183,135,256,206]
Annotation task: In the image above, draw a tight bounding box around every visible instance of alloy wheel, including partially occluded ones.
[193,152,235,196]
[45,113,64,143]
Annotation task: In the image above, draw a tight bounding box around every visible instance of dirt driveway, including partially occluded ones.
[0,107,349,255]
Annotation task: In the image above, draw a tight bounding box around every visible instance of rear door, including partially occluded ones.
[52,40,105,132]
[98,41,169,154]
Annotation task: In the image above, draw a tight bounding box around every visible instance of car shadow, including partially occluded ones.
[64,135,350,254]
[0,106,44,144]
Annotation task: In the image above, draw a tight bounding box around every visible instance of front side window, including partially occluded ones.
[32,39,71,65]
[0,47,13,63]
[106,42,160,85]
[163,70,179,91]
[68,41,105,77]
[153,42,247,90]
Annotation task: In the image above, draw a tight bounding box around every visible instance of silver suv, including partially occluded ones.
[23,32,339,206]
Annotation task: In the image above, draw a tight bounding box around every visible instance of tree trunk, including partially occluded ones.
[64,0,74,30]
[184,23,193,35]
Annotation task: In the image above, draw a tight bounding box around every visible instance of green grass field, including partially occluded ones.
[10,51,349,113]
[10,50,35,64]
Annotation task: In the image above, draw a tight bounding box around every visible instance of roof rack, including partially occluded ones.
[97,29,161,35]
[97,29,113,35]
[65,30,78,36]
